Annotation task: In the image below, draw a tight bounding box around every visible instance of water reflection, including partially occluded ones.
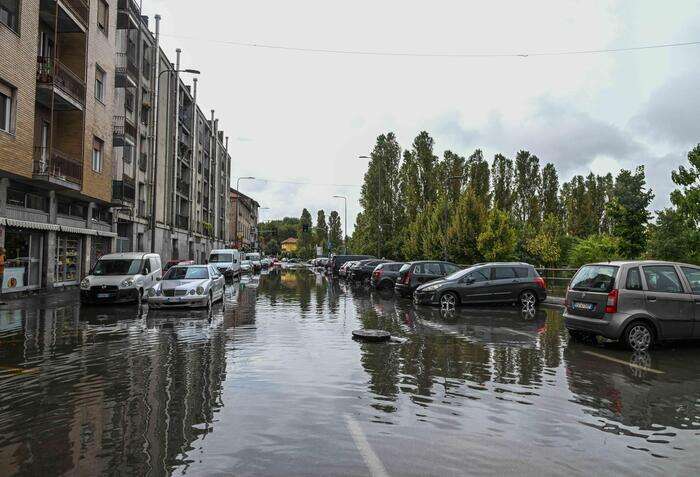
[0,269,698,475]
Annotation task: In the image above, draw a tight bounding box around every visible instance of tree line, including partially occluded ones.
[259,209,344,258]
[348,131,700,267]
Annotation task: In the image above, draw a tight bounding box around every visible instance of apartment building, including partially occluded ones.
[229,188,259,252]
[0,0,117,294]
[112,1,231,263]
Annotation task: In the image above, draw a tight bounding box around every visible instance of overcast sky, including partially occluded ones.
[142,0,700,232]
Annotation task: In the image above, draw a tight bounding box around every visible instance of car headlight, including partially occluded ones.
[80,278,90,290]
[421,284,441,292]
[148,288,156,297]
[189,289,196,295]
[196,286,205,295]
[120,278,134,288]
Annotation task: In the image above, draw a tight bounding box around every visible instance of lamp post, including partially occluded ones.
[234,176,255,250]
[332,195,347,254]
[150,66,200,253]
[358,154,381,258]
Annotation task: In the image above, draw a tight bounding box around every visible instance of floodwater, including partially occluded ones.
[0,268,698,476]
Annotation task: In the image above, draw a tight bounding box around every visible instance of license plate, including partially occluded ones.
[573,302,595,311]
[97,293,111,299]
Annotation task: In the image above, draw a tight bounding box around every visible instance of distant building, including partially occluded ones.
[229,188,259,251]
[281,237,298,254]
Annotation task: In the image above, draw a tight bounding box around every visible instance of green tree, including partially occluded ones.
[440,150,467,203]
[403,212,428,260]
[412,131,439,209]
[670,144,700,225]
[328,211,343,253]
[447,188,487,265]
[607,166,654,259]
[540,163,560,218]
[264,238,281,256]
[466,149,491,205]
[316,210,328,251]
[421,197,450,260]
[646,208,700,264]
[298,208,314,259]
[477,209,517,261]
[513,150,542,227]
[567,234,621,267]
[524,214,562,267]
[492,154,514,212]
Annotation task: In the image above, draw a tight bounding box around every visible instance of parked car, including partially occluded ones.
[413,262,547,308]
[241,260,253,274]
[261,258,273,268]
[246,253,262,272]
[80,252,162,304]
[329,254,375,275]
[147,265,225,309]
[339,261,358,278]
[208,249,241,279]
[394,261,461,298]
[349,259,391,282]
[564,260,700,351]
[371,262,407,290]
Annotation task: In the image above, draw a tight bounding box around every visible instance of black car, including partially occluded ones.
[394,261,461,298]
[329,254,375,275]
[349,259,391,282]
[371,262,406,290]
[413,262,547,308]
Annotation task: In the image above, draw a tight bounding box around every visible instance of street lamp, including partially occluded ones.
[358,154,381,257]
[332,195,347,254]
[150,67,200,253]
[234,176,255,250]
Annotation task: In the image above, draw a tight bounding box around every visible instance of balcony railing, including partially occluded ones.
[63,0,89,29]
[36,57,86,105]
[113,115,136,143]
[113,177,136,203]
[175,214,189,230]
[33,147,83,185]
[176,180,191,196]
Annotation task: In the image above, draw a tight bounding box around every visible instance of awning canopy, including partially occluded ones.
[5,218,60,231]
[60,225,97,236]
[96,230,118,238]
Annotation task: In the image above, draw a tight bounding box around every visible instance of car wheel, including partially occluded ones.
[624,321,654,352]
[440,292,458,309]
[519,290,537,309]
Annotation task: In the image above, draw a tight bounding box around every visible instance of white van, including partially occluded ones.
[80,252,162,304]
[245,252,262,272]
[208,249,241,279]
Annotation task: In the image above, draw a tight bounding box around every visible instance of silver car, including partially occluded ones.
[564,260,700,351]
[147,265,225,309]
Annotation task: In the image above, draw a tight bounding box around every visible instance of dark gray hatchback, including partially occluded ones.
[564,261,700,351]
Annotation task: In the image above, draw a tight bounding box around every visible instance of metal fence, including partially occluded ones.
[536,268,578,297]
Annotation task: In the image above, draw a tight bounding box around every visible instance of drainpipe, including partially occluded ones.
[172,48,181,232]
[149,14,161,252]
[191,77,198,238]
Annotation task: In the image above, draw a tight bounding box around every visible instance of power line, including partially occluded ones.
[160,35,700,59]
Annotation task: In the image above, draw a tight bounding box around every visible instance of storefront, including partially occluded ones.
[54,233,82,286]
[90,236,112,265]
[3,227,44,292]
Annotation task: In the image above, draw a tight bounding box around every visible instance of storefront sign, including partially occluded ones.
[2,267,25,290]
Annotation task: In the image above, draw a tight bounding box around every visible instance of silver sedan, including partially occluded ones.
[147,265,225,309]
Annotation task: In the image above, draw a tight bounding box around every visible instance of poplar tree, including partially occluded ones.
[492,154,514,212]
[328,211,343,253]
[607,166,654,259]
[316,210,328,252]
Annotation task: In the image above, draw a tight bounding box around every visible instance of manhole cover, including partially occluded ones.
[352,329,391,342]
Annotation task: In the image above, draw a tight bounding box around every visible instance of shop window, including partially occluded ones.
[95,66,105,102]
[92,137,104,172]
[0,0,19,33]
[55,234,82,284]
[57,200,71,216]
[2,230,43,292]
[0,80,15,133]
[97,0,109,35]
[6,188,24,207]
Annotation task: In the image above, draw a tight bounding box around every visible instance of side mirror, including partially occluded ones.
[463,276,475,285]
[156,276,162,282]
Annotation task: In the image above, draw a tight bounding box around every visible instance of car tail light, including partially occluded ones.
[535,277,546,289]
[373,269,383,279]
[604,289,619,314]
[403,272,412,285]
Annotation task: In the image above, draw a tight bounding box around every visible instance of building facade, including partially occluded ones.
[1,0,117,294]
[229,188,259,252]
[0,0,232,295]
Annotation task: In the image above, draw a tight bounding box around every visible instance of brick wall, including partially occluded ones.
[0,0,40,179]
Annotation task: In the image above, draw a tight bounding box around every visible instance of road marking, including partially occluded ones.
[583,350,664,374]
[345,415,390,477]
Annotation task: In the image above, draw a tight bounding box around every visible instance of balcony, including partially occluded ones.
[36,57,85,110]
[113,115,136,147]
[39,0,88,32]
[117,0,140,29]
[112,176,136,204]
[33,147,83,190]
[175,214,189,230]
[176,180,191,196]
[115,52,138,88]
[139,152,147,172]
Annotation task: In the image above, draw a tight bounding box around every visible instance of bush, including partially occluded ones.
[567,234,622,267]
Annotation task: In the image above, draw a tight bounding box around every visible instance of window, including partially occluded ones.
[468,268,491,283]
[681,267,700,294]
[443,263,460,275]
[0,81,14,133]
[92,137,104,172]
[642,266,684,294]
[95,66,105,102]
[125,90,134,112]
[416,262,442,275]
[97,0,109,34]
[514,267,530,278]
[570,265,618,293]
[493,267,517,280]
[0,0,19,33]
[626,267,643,291]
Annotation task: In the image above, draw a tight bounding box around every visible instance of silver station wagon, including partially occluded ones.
[564,261,700,351]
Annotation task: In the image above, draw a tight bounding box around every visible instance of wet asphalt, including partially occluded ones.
[0,267,698,476]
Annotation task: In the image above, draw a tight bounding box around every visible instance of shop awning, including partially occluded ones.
[96,230,118,238]
[0,217,5,226]
[5,218,60,231]
[60,225,97,236]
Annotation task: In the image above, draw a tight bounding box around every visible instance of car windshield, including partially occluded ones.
[92,259,142,276]
[209,253,233,263]
[246,254,260,260]
[570,265,618,292]
[242,260,251,265]
[163,267,209,280]
[445,266,478,281]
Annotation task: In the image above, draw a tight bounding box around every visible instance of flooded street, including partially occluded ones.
[0,268,699,476]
